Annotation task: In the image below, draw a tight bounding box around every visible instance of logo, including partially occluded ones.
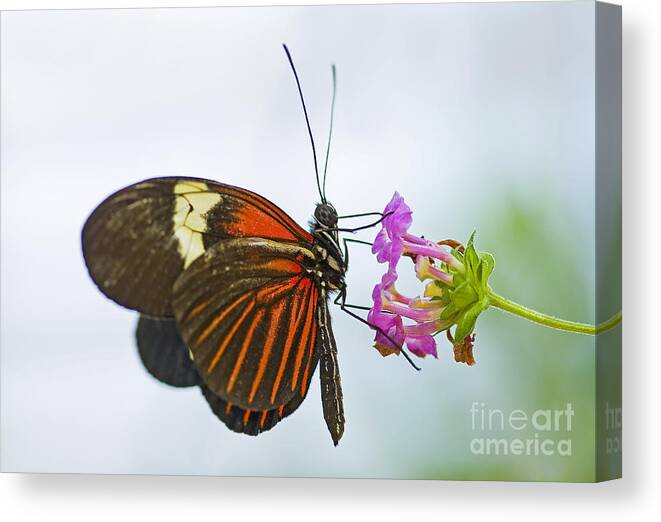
[469,402,574,457]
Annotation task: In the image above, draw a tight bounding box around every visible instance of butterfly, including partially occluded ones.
[80,45,408,446]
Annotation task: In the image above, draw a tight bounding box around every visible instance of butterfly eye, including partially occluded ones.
[314,204,338,227]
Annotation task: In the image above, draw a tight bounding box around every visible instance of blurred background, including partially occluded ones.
[1,2,609,480]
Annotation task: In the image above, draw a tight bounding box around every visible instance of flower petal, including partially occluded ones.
[372,314,405,356]
[372,192,412,269]
[406,334,438,358]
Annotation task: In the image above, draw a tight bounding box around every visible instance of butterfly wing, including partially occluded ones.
[199,359,316,436]
[82,177,313,317]
[172,237,321,414]
[135,315,315,435]
[84,177,331,437]
[135,315,201,388]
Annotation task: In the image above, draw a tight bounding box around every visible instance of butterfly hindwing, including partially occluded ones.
[135,315,315,435]
[135,315,201,388]
[199,352,317,436]
[172,237,321,413]
[201,386,283,435]
[82,177,313,317]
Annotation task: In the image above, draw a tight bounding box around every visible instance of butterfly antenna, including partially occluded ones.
[283,44,325,204]
[322,64,336,202]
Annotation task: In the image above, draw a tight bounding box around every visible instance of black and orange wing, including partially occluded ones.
[134,315,314,436]
[82,177,313,317]
[171,238,321,422]
[200,351,317,436]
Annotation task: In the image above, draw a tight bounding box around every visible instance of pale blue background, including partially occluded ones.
[1,2,598,479]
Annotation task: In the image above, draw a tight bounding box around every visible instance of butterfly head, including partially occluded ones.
[314,203,338,229]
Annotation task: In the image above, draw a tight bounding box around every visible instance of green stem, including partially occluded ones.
[488,290,622,335]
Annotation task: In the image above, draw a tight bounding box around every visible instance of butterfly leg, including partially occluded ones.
[325,211,393,234]
[333,238,421,370]
[334,238,372,311]
[341,237,372,265]
[335,286,421,371]
[333,291,369,311]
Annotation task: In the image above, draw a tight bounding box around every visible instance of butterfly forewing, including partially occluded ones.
[82,177,313,317]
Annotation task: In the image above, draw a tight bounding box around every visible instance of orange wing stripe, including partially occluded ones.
[270,279,311,404]
[242,409,251,425]
[249,258,302,276]
[255,276,301,305]
[223,186,313,243]
[242,189,308,238]
[207,299,255,373]
[196,291,251,348]
[290,287,318,391]
[263,258,301,274]
[187,298,211,321]
[260,410,268,429]
[249,300,286,404]
[227,308,264,393]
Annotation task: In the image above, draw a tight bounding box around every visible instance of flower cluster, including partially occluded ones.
[368,192,494,365]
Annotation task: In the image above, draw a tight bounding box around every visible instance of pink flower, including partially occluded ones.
[368,260,443,359]
[372,314,406,357]
[405,334,438,358]
[367,192,470,362]
[371,192,412,270]
[372,192,463,274]
[415,255,453,285]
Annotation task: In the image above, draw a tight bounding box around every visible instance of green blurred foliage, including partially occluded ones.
[407,189,597,481]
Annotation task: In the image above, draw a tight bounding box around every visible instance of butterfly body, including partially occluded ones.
[82,176,347,445]
[309,207,346,291]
